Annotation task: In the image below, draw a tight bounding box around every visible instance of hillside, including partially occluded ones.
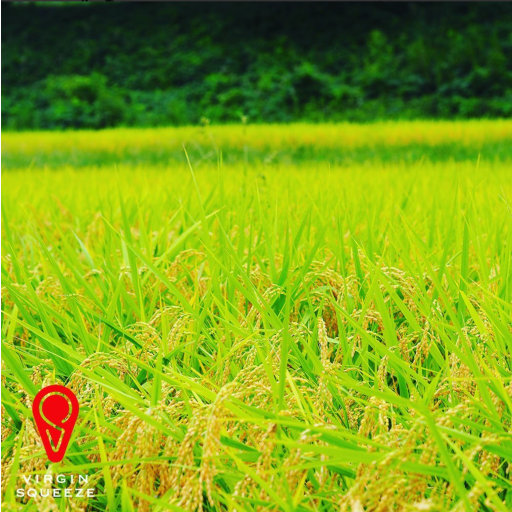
[2,2,512,129]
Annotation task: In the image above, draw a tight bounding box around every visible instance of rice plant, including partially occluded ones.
[2,121,512,511]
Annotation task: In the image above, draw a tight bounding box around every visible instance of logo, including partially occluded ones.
[33,385,79,463]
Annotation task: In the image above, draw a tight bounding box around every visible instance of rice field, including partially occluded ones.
[2,121,512,511]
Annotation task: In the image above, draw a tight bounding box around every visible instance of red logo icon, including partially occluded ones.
[32,385,79,463]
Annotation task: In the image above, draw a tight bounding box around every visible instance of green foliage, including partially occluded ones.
[2,3,512,129]
[4,73,127,130]
[44,73,127,129]
[2,123,512,509]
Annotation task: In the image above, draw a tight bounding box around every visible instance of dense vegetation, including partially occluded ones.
[3,2,512,129]
[2,122,512,510]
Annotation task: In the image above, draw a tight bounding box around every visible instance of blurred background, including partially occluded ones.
[2,1,512,130]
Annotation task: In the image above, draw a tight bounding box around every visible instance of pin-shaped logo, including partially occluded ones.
[33,385,79,463]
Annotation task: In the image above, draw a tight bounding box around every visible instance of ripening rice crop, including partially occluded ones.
[2,121,512,511]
